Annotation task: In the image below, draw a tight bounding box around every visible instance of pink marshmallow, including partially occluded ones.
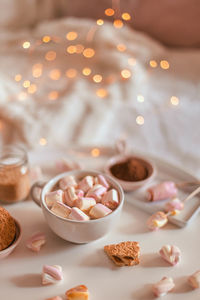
[89,203,112,219]
[165,198,184,212]
[45,190,64,208]
[51,201,71,218]
[147,181,177,202]
[147,211,168,231]
[64,186,78,207]
[26,232,46,252]
[75,197,96,211]
[78,175,94,193]
[152,277,175,297]
[101,189,119,209]
[75,189,84,198]
[86,184,107,202]
[95,174,110,189]
[42,265,63,285]
[68,207,90,221]
[59,175,77,190]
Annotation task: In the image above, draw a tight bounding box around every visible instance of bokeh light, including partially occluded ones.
[105,8,114,16]
[66,45,77,54]
[160,60,170,69]
[170,96,179,106]
[39,138,47,146]
[121,69,131,79]
[23,80,31,88]
[91,148,100,157]
[117,44,126,52]
[15,74,22,82]
[48,91,59,100]
[32,63,43,78]
[66,32,78,41]
[42,36,51,43]
[28,84,37,94]
[65,69,77,78]
[122,13,131,21]
[45,51,56,61]
[149,60,158,68]
[113,19,123,28]
[137,95,144,102]
[96,89,108,98]
[82,68,92,76]
[93,74,102,83]
[136,115,144,125]
[97,19,104,26]
[49,69,61,80]
[83,48,95,58]
[22,41,30,49]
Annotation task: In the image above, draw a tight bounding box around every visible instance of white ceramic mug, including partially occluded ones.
[30,170,124,244]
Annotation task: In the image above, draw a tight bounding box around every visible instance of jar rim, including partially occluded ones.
[0,145,28,168]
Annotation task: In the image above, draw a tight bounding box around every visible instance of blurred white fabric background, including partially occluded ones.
[0,1,200,176]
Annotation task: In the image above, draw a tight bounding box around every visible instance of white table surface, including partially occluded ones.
[0,147,199,300]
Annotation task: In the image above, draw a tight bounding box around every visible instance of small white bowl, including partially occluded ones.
[0,219,22,259]
[31,170,124,244]
[105,154,156,192]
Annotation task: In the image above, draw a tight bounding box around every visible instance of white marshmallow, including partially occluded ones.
[152,277,175,297]
[64,186,78,207]
[101,189,119,209]
[68,207,90,221]
[42,265,63,285]
[59,175,77,190]
[75,197,96,211]
[78,176,94,193]
[26,232,46,252]
[89,203,112,219]
[86,184,107,202]
[159,245,181,266]
[51,201,71,218]
[188,270,200,289]
[45,190,64,208]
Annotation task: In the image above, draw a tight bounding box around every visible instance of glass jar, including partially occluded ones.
[0,145,30,203]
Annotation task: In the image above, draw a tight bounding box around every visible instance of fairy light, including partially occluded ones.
[117,44,126,52]
[23,80,31,88]
[128,57,136,66]
[15,74,22,82]
[65,69,77,78]
[170,96,179,106]
[96,88,108,98]
[49,69,61,80]
[122,13,131,21]
[18,92,27,101]
[48,91,59,100]
[137,95,144,102]
[66,45,77,54]
[39,138,47,146]
[83,48,95,58]
[75,44,84,54]
[32,63,43,78]
[105,8,114,16]
[97,19,104,26]
[121,69,131,79]
[42,36,51,43]
[160,60,170,69]
[28,84,37,94]
[22,41,30,49]
[91,148,100,157]
[66,32,78,41]
[149,60,158,68]
[93,74,102,83]
[136,115,144,125]
[82,68,92,76]
[113,19,123,28]
[45,51,56,61]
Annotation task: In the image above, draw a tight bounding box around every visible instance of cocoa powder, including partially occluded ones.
[110,158,148,182]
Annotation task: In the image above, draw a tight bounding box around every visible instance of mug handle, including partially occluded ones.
[30,181,46,207]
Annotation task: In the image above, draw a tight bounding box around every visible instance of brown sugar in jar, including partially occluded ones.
[0,145,30,203]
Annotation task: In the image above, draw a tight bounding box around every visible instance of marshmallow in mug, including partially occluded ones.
[45,174,119,221]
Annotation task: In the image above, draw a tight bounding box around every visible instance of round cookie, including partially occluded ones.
[0,207,16,251]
